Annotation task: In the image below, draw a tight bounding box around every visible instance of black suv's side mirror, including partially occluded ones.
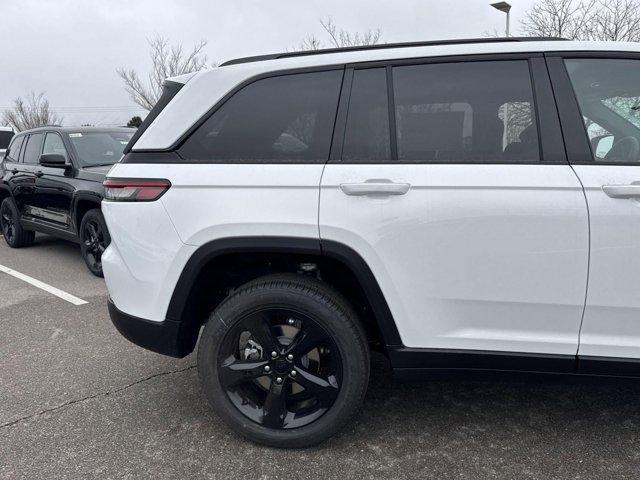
[39,153,68,168]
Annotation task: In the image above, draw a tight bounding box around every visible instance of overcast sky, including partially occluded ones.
[0,0,538,127]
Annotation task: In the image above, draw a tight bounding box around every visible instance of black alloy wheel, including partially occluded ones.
[218,308,343,430]
[198,274,370,448]
[0,201,16,244]
[80,209,110,277]
[0,198,35,248]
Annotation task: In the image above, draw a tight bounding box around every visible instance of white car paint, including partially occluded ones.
[572,165,640,359]
[101,40,640,362]
[319,164,589,354]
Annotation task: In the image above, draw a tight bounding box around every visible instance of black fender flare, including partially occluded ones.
[165,236,402,351]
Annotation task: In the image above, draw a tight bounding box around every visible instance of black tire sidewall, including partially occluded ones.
[79,209,110,277]
[197,275,370,448]
[0,198,34,248]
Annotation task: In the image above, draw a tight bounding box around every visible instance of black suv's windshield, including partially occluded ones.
[0,131,14,149]
[68,131,134,166]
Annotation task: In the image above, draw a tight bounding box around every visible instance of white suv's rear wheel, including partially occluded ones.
[197,274,370,448]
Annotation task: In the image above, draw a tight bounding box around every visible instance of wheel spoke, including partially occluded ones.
[244,313,281,353]
[87,223,97,238]
[286,323,326,356]
[262,380,288,428]
[219,356,269,388]
[293,368,339,406]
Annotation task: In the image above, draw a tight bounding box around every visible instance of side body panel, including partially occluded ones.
[102,163,325,322]
[320,164,589,354]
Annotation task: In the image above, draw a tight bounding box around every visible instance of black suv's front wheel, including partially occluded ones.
[198,274,370,448]
[0,198,35,248]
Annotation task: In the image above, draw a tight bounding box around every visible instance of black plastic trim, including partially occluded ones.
[162,236,403,355]
[578,356,640,377]
[390,347,575,372]
[544,55,594,164]
[108,298,188,358]
[220,37,567,67]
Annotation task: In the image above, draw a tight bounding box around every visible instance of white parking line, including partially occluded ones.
[0,264,88,306]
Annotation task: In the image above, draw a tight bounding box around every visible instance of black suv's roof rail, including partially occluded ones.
[220,37,567,67]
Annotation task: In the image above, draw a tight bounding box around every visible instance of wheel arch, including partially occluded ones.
[166,236,402,357]
[73,195,102,233]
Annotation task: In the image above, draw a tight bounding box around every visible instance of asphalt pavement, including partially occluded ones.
[1,234,640,479]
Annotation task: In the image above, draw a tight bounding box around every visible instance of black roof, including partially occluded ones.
[220,37,567,67]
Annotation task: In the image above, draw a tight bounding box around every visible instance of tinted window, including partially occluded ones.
[565,58,640,163]
[43,133,68,160]
[22,133,44,164]
[393,61,540,163]
[6,135,24,161]
[68,131,133,166]
[342,68,391,162]
[179,70,343,163]
[0,131,13,149]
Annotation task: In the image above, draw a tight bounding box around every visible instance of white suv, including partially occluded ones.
[103,38,640,447]
[0,126,14,157]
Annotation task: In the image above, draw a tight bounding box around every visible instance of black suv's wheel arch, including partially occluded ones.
[166,237,402,358]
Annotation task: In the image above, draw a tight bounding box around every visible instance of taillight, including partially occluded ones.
[103,178,171,202]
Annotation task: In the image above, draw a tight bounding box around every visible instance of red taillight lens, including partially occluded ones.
[103,178,171,202]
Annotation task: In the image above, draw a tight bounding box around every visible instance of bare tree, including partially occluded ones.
[118,36,209,111]
[2,92,63,131]
[521,0,640,41]
[299,17,382,51]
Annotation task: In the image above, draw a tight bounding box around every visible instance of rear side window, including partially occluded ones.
[22,133,44,164]
[6,135,24,161]
[392,60,540,163]
[179,70,343,163]
[342,68,391,162]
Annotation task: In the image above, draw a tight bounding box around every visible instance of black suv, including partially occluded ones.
[0,126,134,276]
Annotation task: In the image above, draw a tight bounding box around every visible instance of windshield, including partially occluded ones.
[0,131,14,150]
[68,131,134,166]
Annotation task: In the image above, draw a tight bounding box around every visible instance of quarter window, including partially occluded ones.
[6,135,24,161]
[179,70,343,163]
[22,133,44,164]
[392,60,540,163]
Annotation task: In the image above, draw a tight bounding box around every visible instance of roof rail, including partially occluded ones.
[220,37,567,67]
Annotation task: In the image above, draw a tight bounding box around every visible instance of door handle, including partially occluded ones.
[35,171,44,178]
[340,180,411,196]
[602,184,640,199]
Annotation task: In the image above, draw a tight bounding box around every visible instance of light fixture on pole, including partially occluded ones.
[491,1,512,37]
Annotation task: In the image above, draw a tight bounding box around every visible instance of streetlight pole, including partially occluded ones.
[491,2,512,37]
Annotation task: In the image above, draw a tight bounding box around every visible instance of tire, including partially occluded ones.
[0,197,35,248]
[79,208,110,277]
[198,273,370,448]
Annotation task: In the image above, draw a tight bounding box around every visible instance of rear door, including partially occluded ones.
[549,55,640,365]
[12,133,43,218]
[320,55,590,356]
[33,132,74,229]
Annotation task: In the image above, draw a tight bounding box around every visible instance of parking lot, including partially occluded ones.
[0,235,639,479]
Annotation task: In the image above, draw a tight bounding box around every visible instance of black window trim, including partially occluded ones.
[125,64,347,164]
[332,51,565,165]
[124,52,568,166]
[546,51,640,166]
